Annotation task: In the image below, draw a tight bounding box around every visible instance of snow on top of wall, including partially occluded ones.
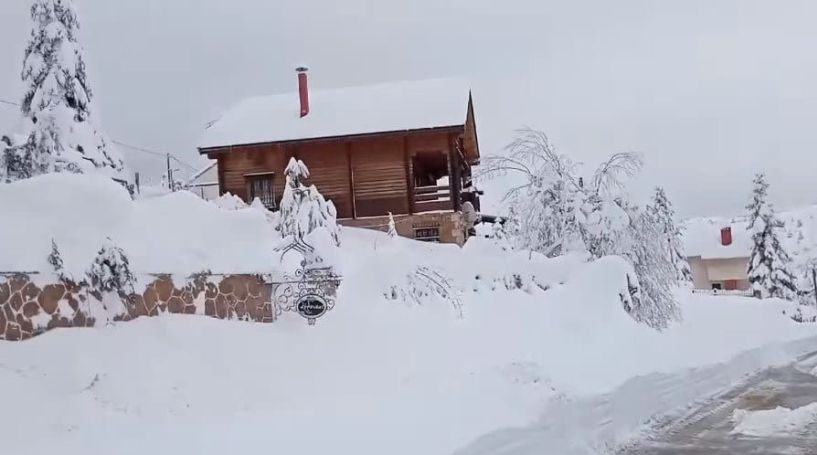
[0,173,277,276]
[198,78,471,149]
[683,205,817,262]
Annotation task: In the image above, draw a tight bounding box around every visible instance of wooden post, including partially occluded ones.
[216,155,226,196]
[347,142,357,219]
[447,134,461,211]
[404,135,414,215]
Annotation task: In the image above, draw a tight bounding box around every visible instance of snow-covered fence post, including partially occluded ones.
[387,212,397,238]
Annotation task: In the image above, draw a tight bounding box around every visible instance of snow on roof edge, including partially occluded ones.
[198,77,472,150]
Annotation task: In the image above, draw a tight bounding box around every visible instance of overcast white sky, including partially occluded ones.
[1,0,816,218]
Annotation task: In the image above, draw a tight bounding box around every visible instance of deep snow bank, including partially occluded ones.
[2,245,816,455]
[0,173,277,275]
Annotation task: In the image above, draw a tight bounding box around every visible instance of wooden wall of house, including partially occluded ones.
[350,136,407,217]
[296,141,353,218]
[209,129,461,220]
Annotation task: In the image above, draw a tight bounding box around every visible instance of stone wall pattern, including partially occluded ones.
[0,273,274,341]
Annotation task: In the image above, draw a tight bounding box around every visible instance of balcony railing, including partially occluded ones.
[413,184,452,213]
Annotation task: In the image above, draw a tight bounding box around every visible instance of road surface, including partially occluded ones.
[622,352,817,455]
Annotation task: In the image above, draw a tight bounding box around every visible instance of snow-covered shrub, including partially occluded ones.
[47,238,68,281]
[613,208,681,329]
[276,157,341,246]
[2,0,124,181]
[790,305,817,323]
[385,266,463,318]
[86,238,135,294]
[746,173,797,300]
[479,128,679,329]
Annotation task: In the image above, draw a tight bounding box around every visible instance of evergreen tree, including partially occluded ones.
[47,238,67,280]
[86,237,135,294]
[746,173,797,300]
[4,0,124,180]
[647,187,693,282]
[277,158,341,246]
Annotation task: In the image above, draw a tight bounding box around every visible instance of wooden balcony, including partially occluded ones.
[413,184,453,213]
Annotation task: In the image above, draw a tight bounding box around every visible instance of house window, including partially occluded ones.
[246,173,276,210]
[415,227,440,242]
[711,283,723,290]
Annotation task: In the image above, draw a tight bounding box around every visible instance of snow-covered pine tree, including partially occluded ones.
[647,187,693,283]
[746,173,797,300]
[387,212,397,238]
[4,0,124,180]
[277,157,341,246]
[47,238,68,281]
[86,237,135,294]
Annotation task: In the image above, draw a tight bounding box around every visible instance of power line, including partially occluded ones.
[1,97,199,173]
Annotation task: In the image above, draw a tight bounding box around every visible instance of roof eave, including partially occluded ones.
[198,124,467,155]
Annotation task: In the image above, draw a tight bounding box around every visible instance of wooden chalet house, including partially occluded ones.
[198,69,481,244]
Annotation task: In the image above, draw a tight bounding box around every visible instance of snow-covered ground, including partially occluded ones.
[731,404,817,437]
[2,175,817,454]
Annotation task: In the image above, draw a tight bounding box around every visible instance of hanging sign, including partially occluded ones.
[296,294,328,325]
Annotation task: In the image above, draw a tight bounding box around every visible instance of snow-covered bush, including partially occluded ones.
[385,266,463,318]
[746,173,797,300]
[86,238,135,294]
[613,208,681,329]
[791,305,817,323]
[276,157,340,246]
[47,238,68,281]
[479,127,680,329]
[1,0,124,182]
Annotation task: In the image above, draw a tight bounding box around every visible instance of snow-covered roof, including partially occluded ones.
[186,161,217,185]
[682,217,752,260]
[198,78,472,149]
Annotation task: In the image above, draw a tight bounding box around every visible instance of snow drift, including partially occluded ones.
[2,174,817,455]
[0,173,276,276]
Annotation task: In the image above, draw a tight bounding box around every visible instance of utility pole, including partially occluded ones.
[166,153,173,190]
[812,267,817,308]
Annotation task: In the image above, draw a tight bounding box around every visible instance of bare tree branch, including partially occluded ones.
[591,152,643,195]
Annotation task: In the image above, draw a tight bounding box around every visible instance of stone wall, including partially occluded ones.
[0,273,273,341]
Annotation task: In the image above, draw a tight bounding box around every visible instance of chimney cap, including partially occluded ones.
[295,66,309,73]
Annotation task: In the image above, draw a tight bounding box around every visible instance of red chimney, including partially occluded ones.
[296,66,309,118]
[720,227,732,246]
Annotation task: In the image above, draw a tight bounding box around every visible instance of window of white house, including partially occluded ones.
[246,173,276,210]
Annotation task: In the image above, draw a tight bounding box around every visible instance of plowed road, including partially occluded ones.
[622,352,817,455]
